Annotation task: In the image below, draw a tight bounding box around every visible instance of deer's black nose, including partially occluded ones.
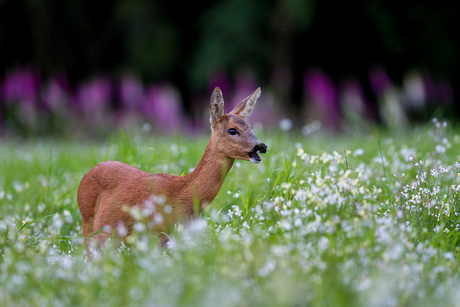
[255,143,267,153]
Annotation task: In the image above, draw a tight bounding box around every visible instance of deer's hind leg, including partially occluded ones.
[89,198,135,248]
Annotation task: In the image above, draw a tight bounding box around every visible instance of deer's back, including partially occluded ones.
[78,161,153,213]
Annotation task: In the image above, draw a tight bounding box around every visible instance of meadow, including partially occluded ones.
[1,119,460,306]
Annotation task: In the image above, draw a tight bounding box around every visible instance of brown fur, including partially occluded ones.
[77,87,266,247]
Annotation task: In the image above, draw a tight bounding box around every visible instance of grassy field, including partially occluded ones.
[1,120,460,306]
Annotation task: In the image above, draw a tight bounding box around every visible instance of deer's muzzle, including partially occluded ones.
[248,143,267,164]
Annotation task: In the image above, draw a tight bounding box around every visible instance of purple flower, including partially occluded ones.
[141,83,184,133]
[303,69,340,132]
[1,67,40,105]
[340,77,366,116]
[369,66,391,96]
[119,74,143,111]
[75,76,112,128]
[77,76,112,114]
[0,67,41,128]
[437,79,453,105]
[368,66,407,128]
[421,73,454,106]
[421,72,437,102]
[41,74,70,112]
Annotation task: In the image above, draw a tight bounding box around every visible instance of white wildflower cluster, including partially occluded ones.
[389,159,460,233]
[302,120,322,136]
[375,120,460,235]
[1,118,460,306]
[227,205,243,220]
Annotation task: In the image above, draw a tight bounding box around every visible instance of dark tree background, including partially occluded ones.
[1,0,459,116]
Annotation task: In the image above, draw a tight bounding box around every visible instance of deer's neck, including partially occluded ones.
[184,135,234,208]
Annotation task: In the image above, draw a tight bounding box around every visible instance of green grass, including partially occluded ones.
[1,121,460,306]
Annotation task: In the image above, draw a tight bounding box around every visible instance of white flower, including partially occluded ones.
[279,118,293,131]
[435,145,446,154]
[258,259,276,277]
[52,213,63,229]
[294,189,307,202]
[133,222,146,232]
[302,121,322,135]
[445,252,454,261]
[353,149,364,157]
[63,210,73,223]
[142,122,151,131]
[117,222,128,236]
[318,236,329,252]
[154,213,164,224]
[294,218,302,227]
[232,205,242,217]
[189,219,208,233]
[282,219,292,230]
[401,148,416,161]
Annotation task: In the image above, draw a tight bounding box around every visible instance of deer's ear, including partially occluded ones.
[229,87,261,120]
[209,87,225,123]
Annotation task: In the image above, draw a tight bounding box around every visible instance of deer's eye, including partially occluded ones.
[228,128,239,135]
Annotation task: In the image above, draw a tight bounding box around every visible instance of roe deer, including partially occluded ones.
[77,87,267,247]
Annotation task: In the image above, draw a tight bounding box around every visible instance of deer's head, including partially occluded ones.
[209,87,267,164]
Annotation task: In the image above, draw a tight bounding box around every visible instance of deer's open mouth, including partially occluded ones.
[248,144,267,164]
[248,151,262,164]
